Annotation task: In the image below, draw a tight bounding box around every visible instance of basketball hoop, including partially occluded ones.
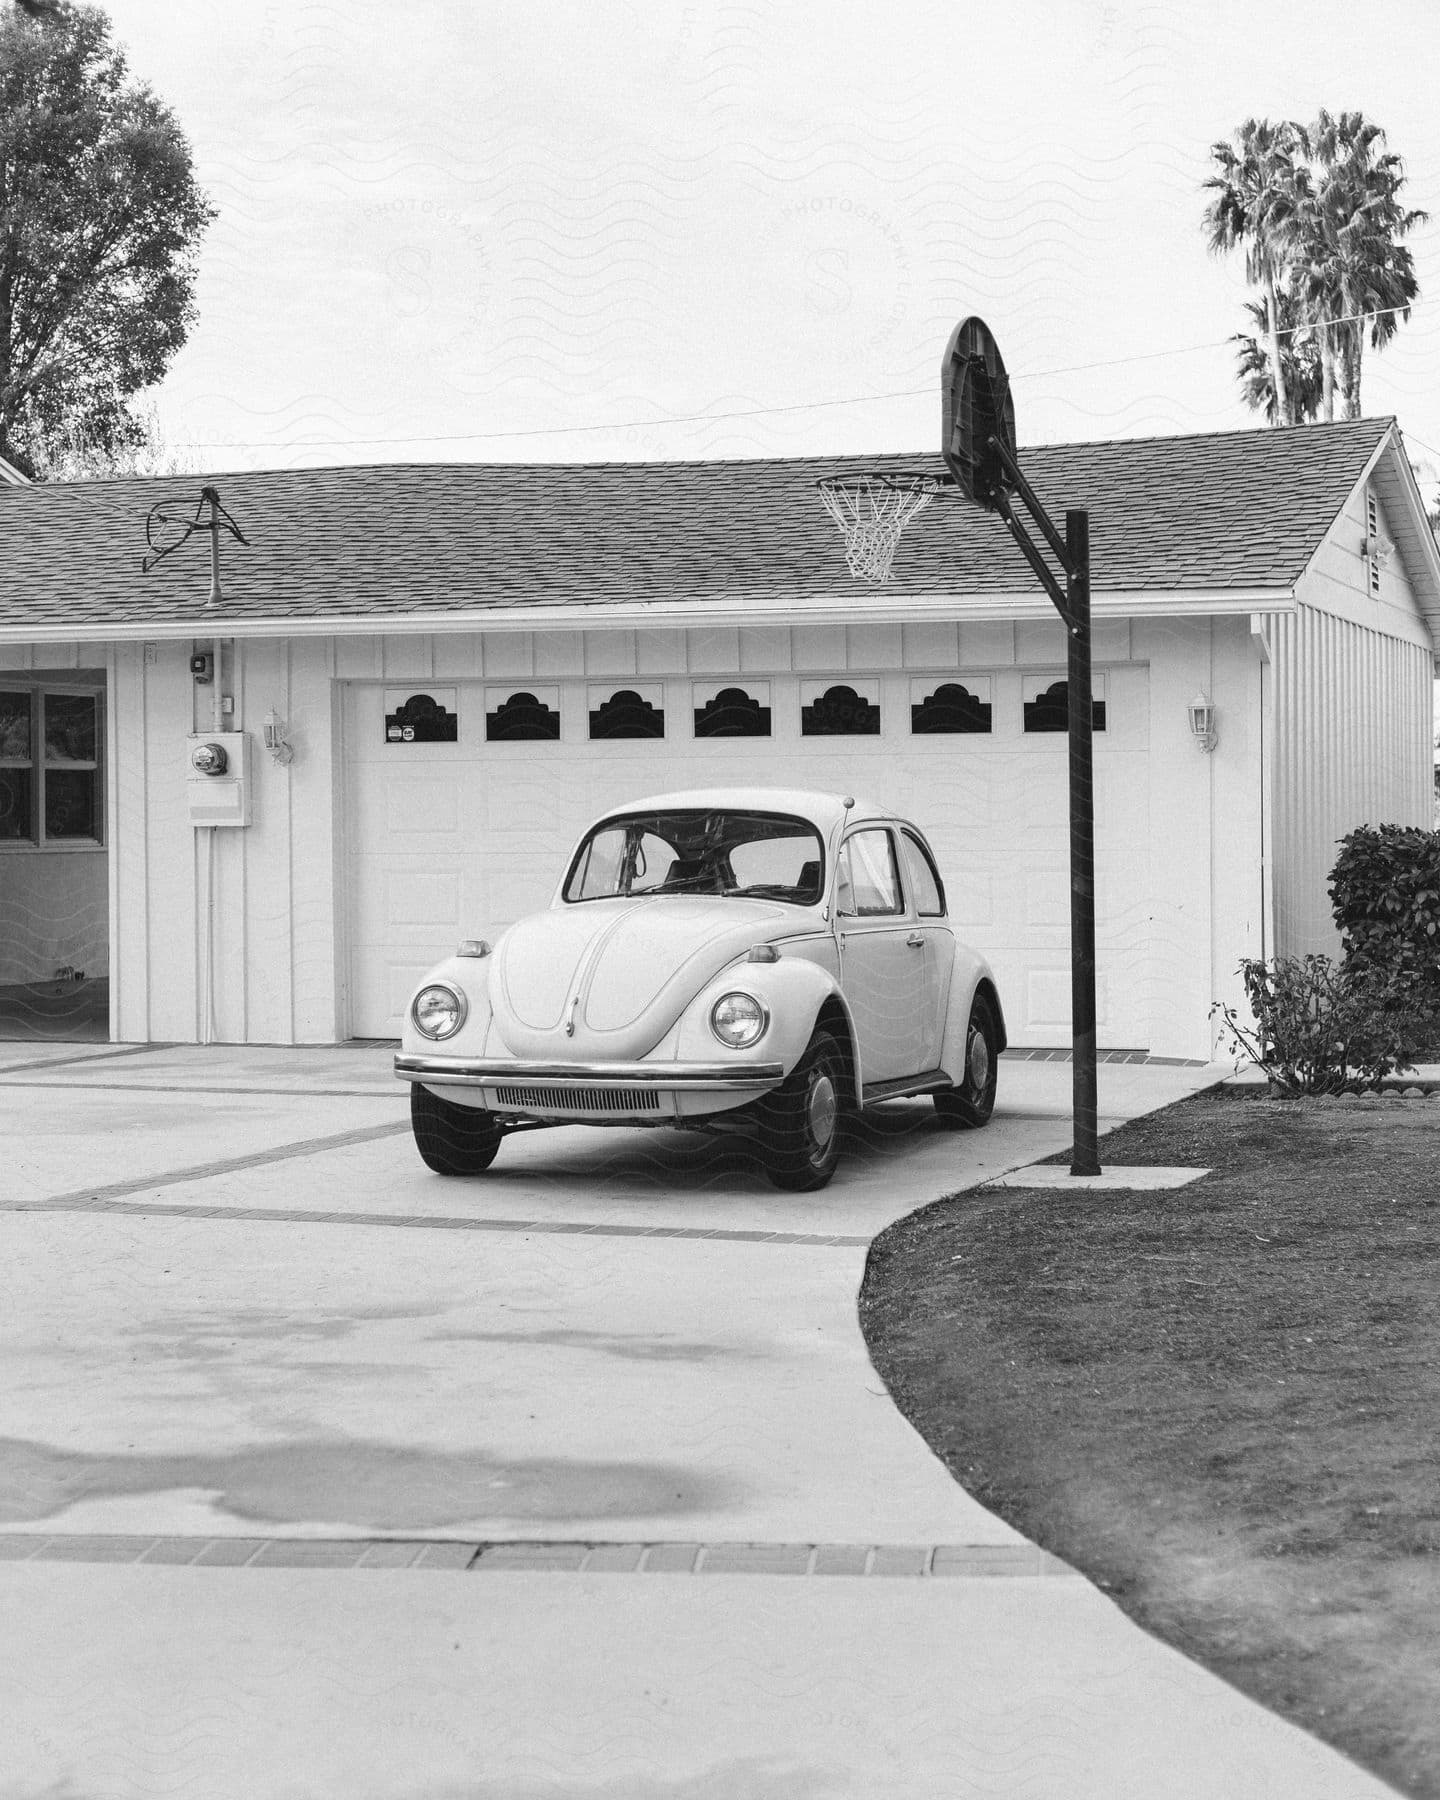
[816,470,952,583]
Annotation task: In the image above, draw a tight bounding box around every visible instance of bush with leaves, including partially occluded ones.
[1211,954,1422,1094]
[1329,824,1440,993]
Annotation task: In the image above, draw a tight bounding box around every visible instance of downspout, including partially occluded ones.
[1251,614,1273,964]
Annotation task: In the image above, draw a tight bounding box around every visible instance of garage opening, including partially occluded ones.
[0,672,110,1041]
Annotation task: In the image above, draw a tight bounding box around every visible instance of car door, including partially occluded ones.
[897,828,955,1070]
[835,826,927,1083]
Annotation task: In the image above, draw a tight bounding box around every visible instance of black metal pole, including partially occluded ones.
[1066,509,1100,1176]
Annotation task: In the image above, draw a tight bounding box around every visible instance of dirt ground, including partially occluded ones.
[861,1089,1440,1800]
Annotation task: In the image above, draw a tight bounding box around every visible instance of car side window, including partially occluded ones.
[838,829,902,917]
[900,831,946,918]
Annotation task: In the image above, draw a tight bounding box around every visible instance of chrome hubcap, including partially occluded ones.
[968,1028,990,1092]
[807,1072,838,1152]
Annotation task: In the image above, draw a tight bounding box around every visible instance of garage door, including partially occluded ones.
[342,675,1151,1046]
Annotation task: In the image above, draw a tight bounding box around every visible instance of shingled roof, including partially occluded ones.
[0,416,1409,639]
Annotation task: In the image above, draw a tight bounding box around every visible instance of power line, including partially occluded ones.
[184,302,1428,453]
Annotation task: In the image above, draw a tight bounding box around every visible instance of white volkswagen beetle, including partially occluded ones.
[395,789,1005,1191]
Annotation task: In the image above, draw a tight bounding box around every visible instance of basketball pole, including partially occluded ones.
[984,440,1101,1179]
[1066,510,1100,1177]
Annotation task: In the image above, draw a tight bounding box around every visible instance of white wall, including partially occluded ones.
[1271,489,1436,959]
[82,616,1272,1055]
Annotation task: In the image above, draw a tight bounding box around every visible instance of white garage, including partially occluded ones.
[2,417,1436,1059]
[340,648,1156,1046]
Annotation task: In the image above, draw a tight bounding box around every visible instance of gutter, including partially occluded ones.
[0,586,1299,646]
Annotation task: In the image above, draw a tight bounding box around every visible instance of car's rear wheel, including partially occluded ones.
[761,1029,846,1191]
[411,1083,503,1175]
[934,993,999,1129]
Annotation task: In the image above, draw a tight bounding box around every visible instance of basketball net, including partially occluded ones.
[817,473,945,583]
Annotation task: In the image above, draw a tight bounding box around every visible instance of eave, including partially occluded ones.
[0,584,1299,647]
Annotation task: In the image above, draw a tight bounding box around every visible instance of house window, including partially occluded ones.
[801,682,880,736]
[486,690,560,741]
[1366,489,1382,597]
[589,687,665,739]
[693,684,771,738]
[0,687,103,845]
[910,680,992,734]
[384,691,458,743]
[1023,679,1106,734]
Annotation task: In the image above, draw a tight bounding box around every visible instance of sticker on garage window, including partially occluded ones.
[385,690,458,743]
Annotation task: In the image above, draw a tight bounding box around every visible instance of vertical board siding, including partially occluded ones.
[112,644,150,1041]
[236,638,295,1042]
[1271,604,1433,958]
[97,616,1410,1052]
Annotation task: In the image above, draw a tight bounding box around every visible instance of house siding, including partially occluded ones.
[1270,604,1433,958]
[80,621,1273,1055]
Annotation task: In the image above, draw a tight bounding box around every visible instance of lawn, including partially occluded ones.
[860,1088,1440,1800]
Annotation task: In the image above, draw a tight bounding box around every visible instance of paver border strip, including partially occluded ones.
[0,1042,175,1076]
[2,1190,873,1247]
[0,1079,401,1098]
[0,1534,1077,1577]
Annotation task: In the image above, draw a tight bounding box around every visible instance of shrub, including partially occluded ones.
[1211,954,1423,1094]
[1329,823,1440,994]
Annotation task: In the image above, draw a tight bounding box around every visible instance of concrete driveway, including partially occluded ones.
[0,1043,1398,1798]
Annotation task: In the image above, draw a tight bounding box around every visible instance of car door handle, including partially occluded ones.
[906,933,925,948]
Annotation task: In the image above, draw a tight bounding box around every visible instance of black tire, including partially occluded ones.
[410,1083,503,1175]
[761,1029,846,1192]
[934,992,999,1130]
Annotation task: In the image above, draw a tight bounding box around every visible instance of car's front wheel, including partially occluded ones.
[934,992,999,1129]
[761,1028,846,1191]
[410,1084,503,1175]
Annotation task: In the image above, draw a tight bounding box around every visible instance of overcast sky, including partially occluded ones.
[102,0,1440,480]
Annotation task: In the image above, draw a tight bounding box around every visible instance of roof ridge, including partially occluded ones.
[9,416,1398,490]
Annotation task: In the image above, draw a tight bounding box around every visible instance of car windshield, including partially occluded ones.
[564,808,826,905]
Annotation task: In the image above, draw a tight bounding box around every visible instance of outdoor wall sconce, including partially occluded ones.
[263,709,294,766]
[1361,531,1395,568]
[1188,692,1218,754]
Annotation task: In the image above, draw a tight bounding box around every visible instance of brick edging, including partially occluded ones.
[0,1534,1077,1579]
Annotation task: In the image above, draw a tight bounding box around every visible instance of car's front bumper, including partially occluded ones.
[395,1052,786,1093]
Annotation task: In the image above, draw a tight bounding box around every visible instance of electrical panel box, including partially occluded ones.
[186,732,250,827]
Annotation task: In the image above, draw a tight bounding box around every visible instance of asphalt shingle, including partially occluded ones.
[0,418,1394,634]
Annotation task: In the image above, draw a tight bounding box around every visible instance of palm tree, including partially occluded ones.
[1233,295,1322,424]
[1290,111,1426,420]
[1204,120,1307,426]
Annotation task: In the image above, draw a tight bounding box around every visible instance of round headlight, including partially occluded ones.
[710,991,768,1049]
[412,983,467,1040]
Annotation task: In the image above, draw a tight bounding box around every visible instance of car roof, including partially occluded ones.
[586,788,896,834]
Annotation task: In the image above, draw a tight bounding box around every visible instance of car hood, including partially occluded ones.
[490,895,794,1060]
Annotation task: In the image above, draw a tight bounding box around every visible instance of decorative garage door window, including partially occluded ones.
[589,685,665,740]
[486,688,560,741]
[1023,675,1106,733]
[385,690,458,743]
[0,686,103,843]
[910,679,992,734]
[693,682,771,738]
[801,681,880,736]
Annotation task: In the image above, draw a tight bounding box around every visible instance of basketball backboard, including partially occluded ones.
[940,315,1017,511]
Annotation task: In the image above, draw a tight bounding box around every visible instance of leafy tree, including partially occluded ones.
[1232,294,1322,425]
[1291,111,1426,420]
[1203,120,1307,426]
[24,399,197,479]
[0,2,214,476]
[1204,110,1425,425]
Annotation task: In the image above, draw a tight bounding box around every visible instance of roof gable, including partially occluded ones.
[0,417,1404,640]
